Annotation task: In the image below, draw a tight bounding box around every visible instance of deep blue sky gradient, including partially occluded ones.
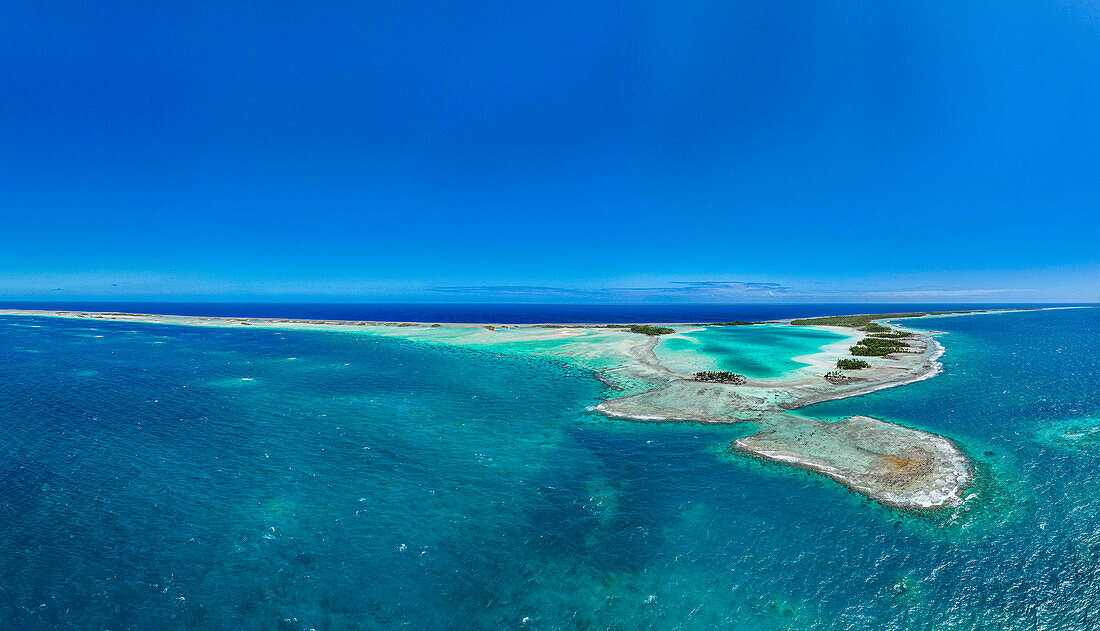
[2,1,1098,302]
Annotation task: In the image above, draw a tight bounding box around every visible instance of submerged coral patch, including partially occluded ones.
[1035,417,1100,451]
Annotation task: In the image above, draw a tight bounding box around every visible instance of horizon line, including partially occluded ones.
[2,299,1097,306]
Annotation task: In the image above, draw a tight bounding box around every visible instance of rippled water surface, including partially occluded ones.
[2,308,1100,630]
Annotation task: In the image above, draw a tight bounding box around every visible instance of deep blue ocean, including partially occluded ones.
[2,305,1100,629]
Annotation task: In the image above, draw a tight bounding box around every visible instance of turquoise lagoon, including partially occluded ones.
[2,308,1100,629]
[653,324,851,379]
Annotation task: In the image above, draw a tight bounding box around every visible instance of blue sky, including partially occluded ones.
[1,1,1098,303]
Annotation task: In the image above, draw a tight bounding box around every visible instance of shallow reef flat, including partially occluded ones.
[0,308,972,509]
[737,414,971,509]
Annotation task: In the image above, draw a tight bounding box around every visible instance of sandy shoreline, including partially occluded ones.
[0,306,1058,510]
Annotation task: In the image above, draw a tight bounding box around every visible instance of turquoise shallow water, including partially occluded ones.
[2,309,1100,629]
[655,324,848,378]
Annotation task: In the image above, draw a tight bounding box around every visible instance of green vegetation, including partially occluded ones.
[484,325,496,331]
[431,324,441,328]
[850,336,910,356]
[628,325,675,336]
[861,322,891,332]
[858,337,910,350]
[836,358,870,370]
[823,370,853,384]
[693,371,747,384]
[397,323,416,327]
[869,331,912,339]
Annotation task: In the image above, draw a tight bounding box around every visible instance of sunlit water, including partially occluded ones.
[654,324,849,379]
[2,308,1099,630]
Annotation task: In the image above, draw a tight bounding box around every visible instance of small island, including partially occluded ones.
[837,359,870,370]
[627,325,676,336]
[692,371,748,384]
